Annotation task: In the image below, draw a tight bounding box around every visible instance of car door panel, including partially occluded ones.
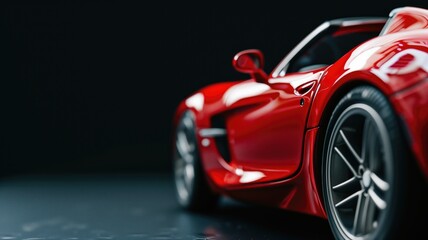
[224,71,323,185]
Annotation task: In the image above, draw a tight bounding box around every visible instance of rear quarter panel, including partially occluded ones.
[307,29,428,178]
[308,29,428,128]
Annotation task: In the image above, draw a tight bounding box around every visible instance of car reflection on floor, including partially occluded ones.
[0,174,333,239]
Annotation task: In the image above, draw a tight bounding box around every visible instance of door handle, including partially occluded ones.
[295,81,316,95]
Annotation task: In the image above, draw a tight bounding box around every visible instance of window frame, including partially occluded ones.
[271,18,387,78]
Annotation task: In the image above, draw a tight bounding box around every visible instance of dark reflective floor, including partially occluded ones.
[0,174,333,240]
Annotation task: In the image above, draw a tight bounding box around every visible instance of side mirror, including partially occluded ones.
[232,49,268,83]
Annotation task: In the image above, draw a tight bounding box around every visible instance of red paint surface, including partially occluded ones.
[173,7,428,216]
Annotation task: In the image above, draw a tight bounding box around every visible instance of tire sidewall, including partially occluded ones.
[173,110,198,207]
[173,110,219,211]
[321,86,405,240]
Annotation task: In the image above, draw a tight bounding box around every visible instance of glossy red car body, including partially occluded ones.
[174,7,428,219]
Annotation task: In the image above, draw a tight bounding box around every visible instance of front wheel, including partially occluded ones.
[322,86,408,240]
[173,110,219,211]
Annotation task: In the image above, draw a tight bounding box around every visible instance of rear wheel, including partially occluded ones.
[173,110,219,211]
[322,86,408,240]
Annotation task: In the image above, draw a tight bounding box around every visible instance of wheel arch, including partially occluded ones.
[311,76,426,206]
[312,79,389,205]
[311,78,428,239]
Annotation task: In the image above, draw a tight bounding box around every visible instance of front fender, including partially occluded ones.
[173,81,240,127]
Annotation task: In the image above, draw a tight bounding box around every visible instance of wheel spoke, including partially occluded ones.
[180,131,194,152]
[368,188,387,209]
[335,190,363,208]
[365,193,378,233]
[333,176,357,190]
[340,130,363,164]
[182,117,194,129]
[184,164,194,189]
[352,192,364,235]
[370,172,390,191]
[334,147,359,177]
[176,132,189,153]
[354,193,373,235]
[176,141,192,163]
[176,133,194,163]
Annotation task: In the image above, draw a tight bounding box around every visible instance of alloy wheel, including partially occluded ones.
[325,103,393,239]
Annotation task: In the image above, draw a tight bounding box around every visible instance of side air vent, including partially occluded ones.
[210,115,231,163]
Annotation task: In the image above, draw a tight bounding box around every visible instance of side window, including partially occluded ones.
[287,31,379,73]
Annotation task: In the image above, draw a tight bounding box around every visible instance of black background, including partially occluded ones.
[1,0,426,175]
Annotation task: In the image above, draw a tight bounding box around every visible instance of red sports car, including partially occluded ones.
[173,7,428,240]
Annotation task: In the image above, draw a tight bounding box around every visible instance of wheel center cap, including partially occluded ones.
[362,170,371,188]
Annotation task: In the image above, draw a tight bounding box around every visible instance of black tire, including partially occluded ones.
[173,110,219,211]
[321,86,413,240]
